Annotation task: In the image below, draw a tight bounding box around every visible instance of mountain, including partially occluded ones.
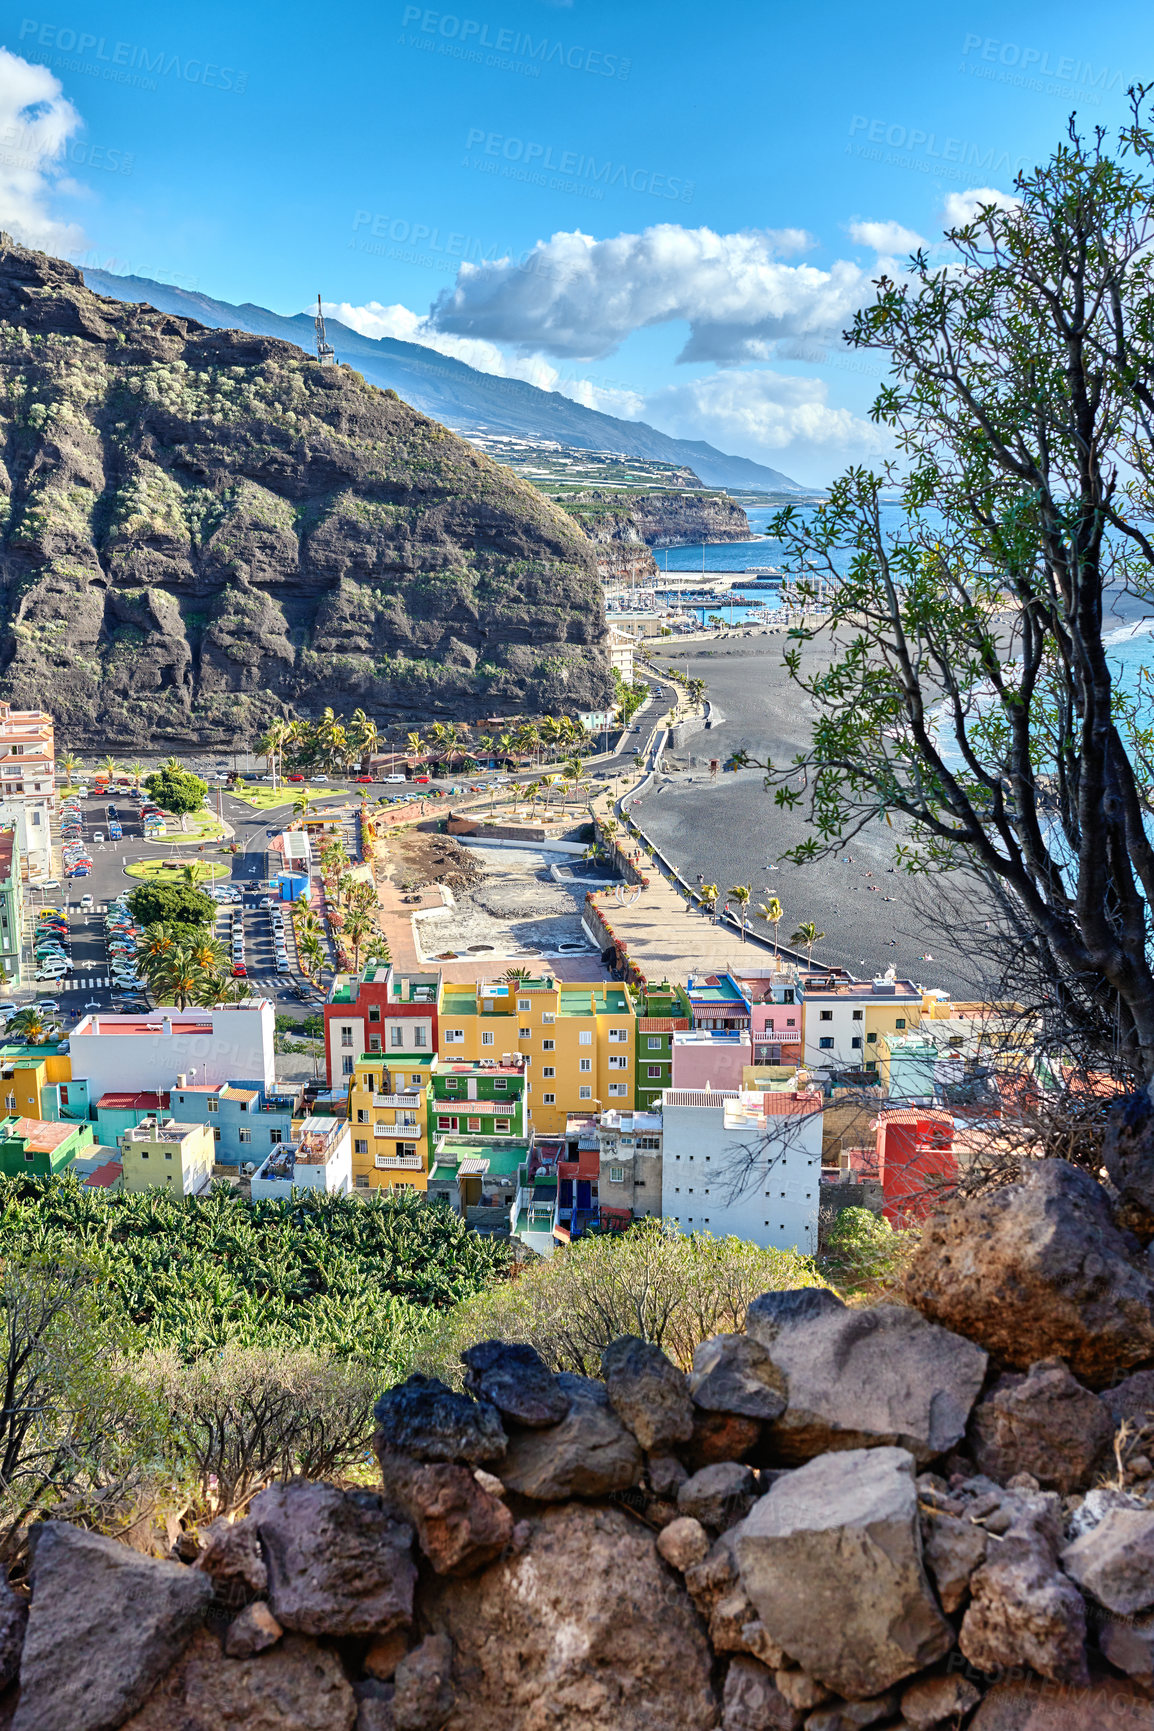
[0,236,612,748]
[81,268,808,495]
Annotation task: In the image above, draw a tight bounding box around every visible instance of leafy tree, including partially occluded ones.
[730,884,751,941]
[761,895,784,957]
[127,881,215,930]
[8,1008,51,1045]
[145,762,208,832]
[748,104,1154,1082]
[789,921,825,966]
[822,1206,911,1295]
[419,1217,825,1379]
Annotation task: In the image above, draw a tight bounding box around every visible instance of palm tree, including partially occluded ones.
[560,755,584,803]
[256,719,290,792]
[760,897,784,958]
[178,863,202,890]
[790,922,825,967]
[58,750,79,789]
[700,884,719,917]
[129,758,147,788]
[405,730,424,768]
[730,884,751,941]
[291,792,313,823]
[99,753,119,783]
[9,1008,48,1045]
[336,870,356,910]
[154,945,201,1011]
[189,935,228,975]
[344,909,373,972]
[348,709,380,775]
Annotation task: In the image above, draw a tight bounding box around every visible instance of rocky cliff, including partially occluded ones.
[562,489,752,583]
[7,1156,1154,1729]
[0,236,612,748]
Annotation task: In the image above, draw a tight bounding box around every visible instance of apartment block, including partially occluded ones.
[251,1116,352,1200]
[438,976,637,1134]
[347,1051,435,1192]
[800,971,923,1073]
[660,1086,823,1251]
[168,1078,303,1167]
[671,1029,752,1092]
[430,1057,528,1139]
[94,1090,172,1144]
[120,1116,215,1197]
[0,1041,72,1119]
[69,1004,276,1099]
[0,701,54,881]
[596,1107,662,1226]
[729,968,804,1067]
[633,982,690,1111]
[0,832,22,987]
[325,966,439,1088]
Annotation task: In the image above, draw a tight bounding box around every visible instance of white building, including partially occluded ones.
[608,630,634,686]
[660,1087,823,1252]
[0,701,55,881]
[596,1108,662,1222]
[68,1003,276,1102]
[251,1116,352,1200]
[800,973,923,1073]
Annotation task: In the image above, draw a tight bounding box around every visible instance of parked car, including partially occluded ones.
[287,773,305,782]
[385,774,407,783]
[414,775,431,785]
[231,962,247,977]
[33,999,60,1013]
[80,894,94,909]
[354,776,373,784]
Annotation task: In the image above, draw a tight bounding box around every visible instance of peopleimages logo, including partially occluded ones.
[399,7,630,79]
[847,116,1030,180]
[463,128,693,203]
[960,33,1124,94]
[18,18,248,92]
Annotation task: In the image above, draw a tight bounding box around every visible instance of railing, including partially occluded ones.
[373,1093,420,1108]
[374,1153,424,1170]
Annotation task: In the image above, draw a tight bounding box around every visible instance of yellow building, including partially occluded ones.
[438,977,636,1135]
[348,1051,435,1193]
[120,1116,215,1197]
[0,1043,71,1120]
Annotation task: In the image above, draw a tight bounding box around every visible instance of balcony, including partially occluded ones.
[373,1092,419,1108]
[375,1153,424,1170]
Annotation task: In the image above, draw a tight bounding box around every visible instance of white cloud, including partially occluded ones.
[848,218,925,254]
[643,368,889,484]
[0,48,86,253]
[428,223,872,363]
[320,297,562,390]
[941,186,1020,228]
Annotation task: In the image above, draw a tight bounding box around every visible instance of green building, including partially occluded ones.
[0,831,22,988]
[430,1057,528,1139]
[633,981,691,1111]
[0,1114,93,1177]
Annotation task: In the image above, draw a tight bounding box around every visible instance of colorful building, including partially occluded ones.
[325,966,440,1088]
[858,1107,957,1227]
[0,700,55,881]
[596,1108,663,1226]
[633,983,690,1111]
[119,1116,215,1197]
[0,1043,72,1120]
[0,1114,92,1177]
[729,968,804,1068]
[168,1079,303,1167]
[347,1051,435,1192]
[438,976,637,1134]
[428,1137,529,1231]
[799,972,924,1074]
[94,1090,172,1145]
[429,1057,528,1140]
[671,1029,752,1092]
[68,1005,276,1099]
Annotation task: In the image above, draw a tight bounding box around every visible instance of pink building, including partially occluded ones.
[671,1029,752,1093]
[731,972,805,1067]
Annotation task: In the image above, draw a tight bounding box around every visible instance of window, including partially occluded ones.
[542,1012,555,1024]
[368,1005,380,1023]
[608,1083,627,1097]
[851,1037,862,1050]
[580,1058,592,1072]
[639,1136,660,1150]
[608,1054,627,1069]
[819,1037,834,1050]
[3,1095,12,1112]
[341,1027,353,1047]
[787,1017,796,1027]
[207,1097,219,1114]
[519,1027,530,1039]
[609,1165,626,1184]
[542,1066,556,1078]
[413,1027,427,1048]
[579,1086,592,1100]
[239,1129,252,1144]
[895,1018,907,1030]
[269,1129,282,1145]
[578,1031,592,1046]
[165,1150,173,1161]
[647,1065,662,1079]
[542,1039,555,1051]
[356,1108,367,1123]
[356,1174,369,1188]
[493,1078,507,1091]
[819,1010,833,1022]
[369,1036,381,1052]
[481,1031,494,1046]
[396,1142,417,1159]
[391,1027,403,1047]
[355,1139,368,1154]
[342,1056,354,1076]
[647,1036,662,1049]
[494,1120,510,1133]
[866,1031,878,1044]
[213,1129,221,1143]
[608,1028,627,1043]
[518,999,531,1012]
[444,1029,464,1044]
[542,1092,556,1104]
[468,1117,481,1132]
[140,1151,149,1161]
[852,1009,863,1021]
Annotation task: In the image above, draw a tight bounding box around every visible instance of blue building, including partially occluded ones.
[168,1079,304,1167]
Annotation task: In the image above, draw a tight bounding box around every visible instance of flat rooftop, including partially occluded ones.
[0,1116,78,1151]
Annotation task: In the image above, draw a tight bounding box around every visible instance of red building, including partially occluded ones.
[323,966,440,1089]
[872,1108,956,1226]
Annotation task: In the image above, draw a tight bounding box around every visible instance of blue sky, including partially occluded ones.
[0,0,1148,482]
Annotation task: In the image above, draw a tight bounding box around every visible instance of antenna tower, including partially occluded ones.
[314,294,335,366]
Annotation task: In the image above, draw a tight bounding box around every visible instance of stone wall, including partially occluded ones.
[6,1157,1154,1728]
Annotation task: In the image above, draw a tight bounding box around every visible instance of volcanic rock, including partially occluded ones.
[120,1627,357,1731]
[393,1635,454,1731]
[497,1372,643,1499]
[223,1600,283,1658]
[903,1159,1154,1387]
[735,1446,953,1698]
[688,1333,788,1422]
[373,1375,507,1464]
[460,1341,569,1428]
[677,1462,758,1530]
[959,1485,1088,1686]
[376,1449,513,1575]
[969,1359,1115,1494]
[1060,1506,1154,1615]
[720,1655,804,1731]
[252,1481,416,1637]
[600,1335,696,1452]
